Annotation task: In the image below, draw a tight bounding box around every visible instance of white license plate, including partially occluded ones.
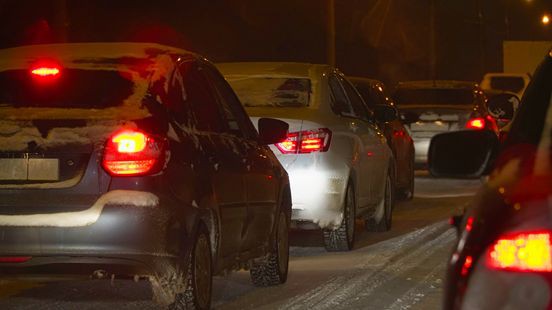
[0,158,59,181]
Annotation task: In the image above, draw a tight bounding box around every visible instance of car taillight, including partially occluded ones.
[275,128,332,154]
[466,117,485,130]
[31,67,60,77]
[487,231,552,272]
[102,129,166,176]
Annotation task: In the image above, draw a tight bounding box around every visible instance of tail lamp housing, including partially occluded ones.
[276,128,332,154]
[487,231,552,272]
[102,129,167,176]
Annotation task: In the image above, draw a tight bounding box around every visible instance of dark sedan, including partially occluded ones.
[0,43,291,310]
[350,77,415,200]
[429,49,552,309]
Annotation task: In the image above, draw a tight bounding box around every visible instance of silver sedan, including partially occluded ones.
[217,62,394,251]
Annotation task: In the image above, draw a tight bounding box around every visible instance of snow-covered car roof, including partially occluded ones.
[0,42,193,70]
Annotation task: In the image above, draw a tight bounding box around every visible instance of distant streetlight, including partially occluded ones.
[542,14,550,26]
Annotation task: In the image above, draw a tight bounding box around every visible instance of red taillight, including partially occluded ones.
[102,129,166,176]
[461,255,473,276]
[487,231,552,272]
[465,216,474,232]
[0,256,31,263]
[466,117,485,130]
[275,128,332,154]
[31,67,60,77]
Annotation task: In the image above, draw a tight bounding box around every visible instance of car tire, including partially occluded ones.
[366,171,393,232]
[323,181,356,252]
[250,209,290,286]
[151,223,212,310]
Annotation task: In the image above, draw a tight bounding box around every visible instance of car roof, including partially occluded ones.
[0,42,195,70]
[216,62,331,80]
[396,80,478,90]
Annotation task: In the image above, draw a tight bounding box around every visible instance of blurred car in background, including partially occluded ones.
[429,50,552,309]
[218,62,395,252]
[393,80,499,168]
[480,72,531,100]
[350,77,415,200]
[0,43,292,310]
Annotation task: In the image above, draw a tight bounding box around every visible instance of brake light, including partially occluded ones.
[102,129,166,176]
[31,67,60,77]
[487,231,552,272]
[466,117,485,130]
[275,128,332,154]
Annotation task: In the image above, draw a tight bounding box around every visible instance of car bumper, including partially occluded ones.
[0,191,191,276]
[287,166,349,230]
[461,259,551,310]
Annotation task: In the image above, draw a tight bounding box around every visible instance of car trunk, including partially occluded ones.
[400,105,473,138]
[0,62,151,214]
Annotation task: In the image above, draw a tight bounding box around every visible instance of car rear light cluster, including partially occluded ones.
[102,129,167,176]
[275,128,332,154]
[466,117,486,130]
[487,231,552,272]
[465,116,498,131]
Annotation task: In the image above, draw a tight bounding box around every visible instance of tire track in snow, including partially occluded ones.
[279,222,451,310]
[312,229,455,310]
[386,259,446,310]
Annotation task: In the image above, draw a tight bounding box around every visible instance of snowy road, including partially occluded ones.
[0,176,480,309]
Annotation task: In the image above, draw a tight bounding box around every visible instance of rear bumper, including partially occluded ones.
[0,191,192,276]
[286,164,349,230]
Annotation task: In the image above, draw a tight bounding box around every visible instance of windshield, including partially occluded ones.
[0,69,134,109]
[394,88,474,105]
[490,76,526,93]
[225,77,311,107]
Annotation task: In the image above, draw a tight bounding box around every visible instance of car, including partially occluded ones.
[216,62,395,252]
[393,80,499,168]
[429,49,552,309]
[350,77,415,200]
[480,72,531,100]
[0,43,292,310]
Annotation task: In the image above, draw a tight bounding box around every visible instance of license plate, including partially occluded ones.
[0,158,59,181]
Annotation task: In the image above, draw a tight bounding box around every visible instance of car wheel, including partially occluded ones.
[366,171,393,232]
[151,223,212,310]
[250,209,290,286]
[323,181,356,252]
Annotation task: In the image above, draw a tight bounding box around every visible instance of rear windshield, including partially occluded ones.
[0,69,134,109]
[226,77,311,107]
[490,76,526,93]
[394,88,474,105]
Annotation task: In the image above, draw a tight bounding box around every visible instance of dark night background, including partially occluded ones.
[0,0,550,86]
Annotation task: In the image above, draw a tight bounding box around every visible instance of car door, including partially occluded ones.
[339,75,389,206]
[204,64,279,252]
[177,61,247,260]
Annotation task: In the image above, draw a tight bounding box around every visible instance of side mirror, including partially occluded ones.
[374,104,398,122]
[258,118,289,145]
[428,130,499,178]
[487,93,519,121]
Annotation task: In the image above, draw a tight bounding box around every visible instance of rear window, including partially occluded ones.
[394,88,474,105]
[225,77,311,107]
[490,76,526,93]
[0,69,134,109]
